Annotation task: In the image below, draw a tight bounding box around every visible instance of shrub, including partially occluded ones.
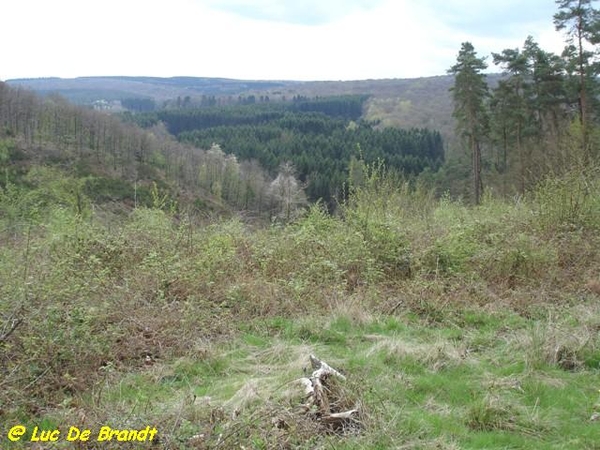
[534,165,600,232]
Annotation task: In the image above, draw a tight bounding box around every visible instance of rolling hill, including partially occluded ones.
[6,76,301,103]
[7,75,458,140]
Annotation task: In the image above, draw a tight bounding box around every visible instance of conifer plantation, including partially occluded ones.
[1,2,600,448]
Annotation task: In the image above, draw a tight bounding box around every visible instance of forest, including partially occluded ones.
[0,85,443,218]
[129,96,444,204]
[1,1,600,449]
[447,18,600,203]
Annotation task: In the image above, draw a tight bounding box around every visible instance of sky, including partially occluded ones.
[2,0,568,82]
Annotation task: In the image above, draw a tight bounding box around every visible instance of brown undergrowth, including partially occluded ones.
[2,164,600,448]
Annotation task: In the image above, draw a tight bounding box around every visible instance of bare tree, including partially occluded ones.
[268,162,307,221]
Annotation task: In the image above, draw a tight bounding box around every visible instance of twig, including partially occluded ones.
[0,318,22,343]
[23,366,51,391]
[0,363,21,388]
[170,396,187,437]
[388,299,404,315]
[94,367,111,408]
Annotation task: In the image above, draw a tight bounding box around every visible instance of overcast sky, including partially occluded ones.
[2,0,567,81]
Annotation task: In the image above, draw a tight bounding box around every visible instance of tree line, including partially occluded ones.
[449,0,600,204]
[0,82,306,217]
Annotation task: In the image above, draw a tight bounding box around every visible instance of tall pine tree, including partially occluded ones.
[492,44,532,193]
[448,42,489,205]
[554,0,600,155]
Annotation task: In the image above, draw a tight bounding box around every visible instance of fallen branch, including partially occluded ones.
[309,354,346,381]
[297,355,359,429]
[322,409,359,424]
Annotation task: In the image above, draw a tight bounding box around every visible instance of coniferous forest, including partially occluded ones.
[129,96,444,204]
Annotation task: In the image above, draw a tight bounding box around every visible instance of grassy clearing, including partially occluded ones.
[1,166,600,448]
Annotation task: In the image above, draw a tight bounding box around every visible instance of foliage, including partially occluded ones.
[445,4,600,200]
[120,97,156,112]
[0,81,281,215]
[132,98,444,205]
[534,163,600,232]
[2,159,600,449]
[268,162,307,222]
[554,0,600,150]
[148,95,369,135]
[489,37,569,195]
[0,167,92,237]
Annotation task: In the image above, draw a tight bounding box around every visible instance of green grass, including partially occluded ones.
[2,164,600,449]
[3,302,600,449]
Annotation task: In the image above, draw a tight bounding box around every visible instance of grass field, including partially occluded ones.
[1,164,600,449]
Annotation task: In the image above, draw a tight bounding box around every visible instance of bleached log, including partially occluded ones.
[298,377,313,396]
[311,375,329,415]
[298,355,353,420]
[321,409,359,423]
[309,354,346,381]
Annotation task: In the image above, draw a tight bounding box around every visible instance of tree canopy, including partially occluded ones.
[130,96,445,205]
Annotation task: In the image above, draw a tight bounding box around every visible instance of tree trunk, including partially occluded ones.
[472,135,482,205]
[577,9,588,156]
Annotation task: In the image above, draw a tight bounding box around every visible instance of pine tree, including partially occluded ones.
[492,44,532,192]
[525,39,569,170]
[554,0,600,154]
[448,42,489,205]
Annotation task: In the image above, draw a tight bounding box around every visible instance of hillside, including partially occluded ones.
[7,75,457,103]
[8,75,510,153]
[286,76,459,142]
[2,71,600,449]
[0,80,297,219]
[2,153,600,448]
[0,79,449,224]
[7,76,462,142]
[129,96,445,205]
[6,76,301,104]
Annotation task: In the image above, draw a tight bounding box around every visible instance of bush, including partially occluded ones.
[534,165,600,232]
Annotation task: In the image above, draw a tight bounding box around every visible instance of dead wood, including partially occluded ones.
[297,354,359,431]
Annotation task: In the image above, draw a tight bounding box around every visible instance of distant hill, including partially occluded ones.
[6,74,502,150]
[6,76,302,104]
[295,77,458,145]
[287,75,502,149]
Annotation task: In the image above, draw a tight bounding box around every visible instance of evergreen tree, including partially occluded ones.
[525,39,569,171]
[554,0,600,154]
[492,44,531,192]
[448,42,489,205]
[489,80,514,174]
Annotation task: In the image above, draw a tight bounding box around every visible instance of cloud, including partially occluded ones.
[0,0,568,81]
[410,0,566,74]
[199,0,385,25]
[418,0,556,36]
